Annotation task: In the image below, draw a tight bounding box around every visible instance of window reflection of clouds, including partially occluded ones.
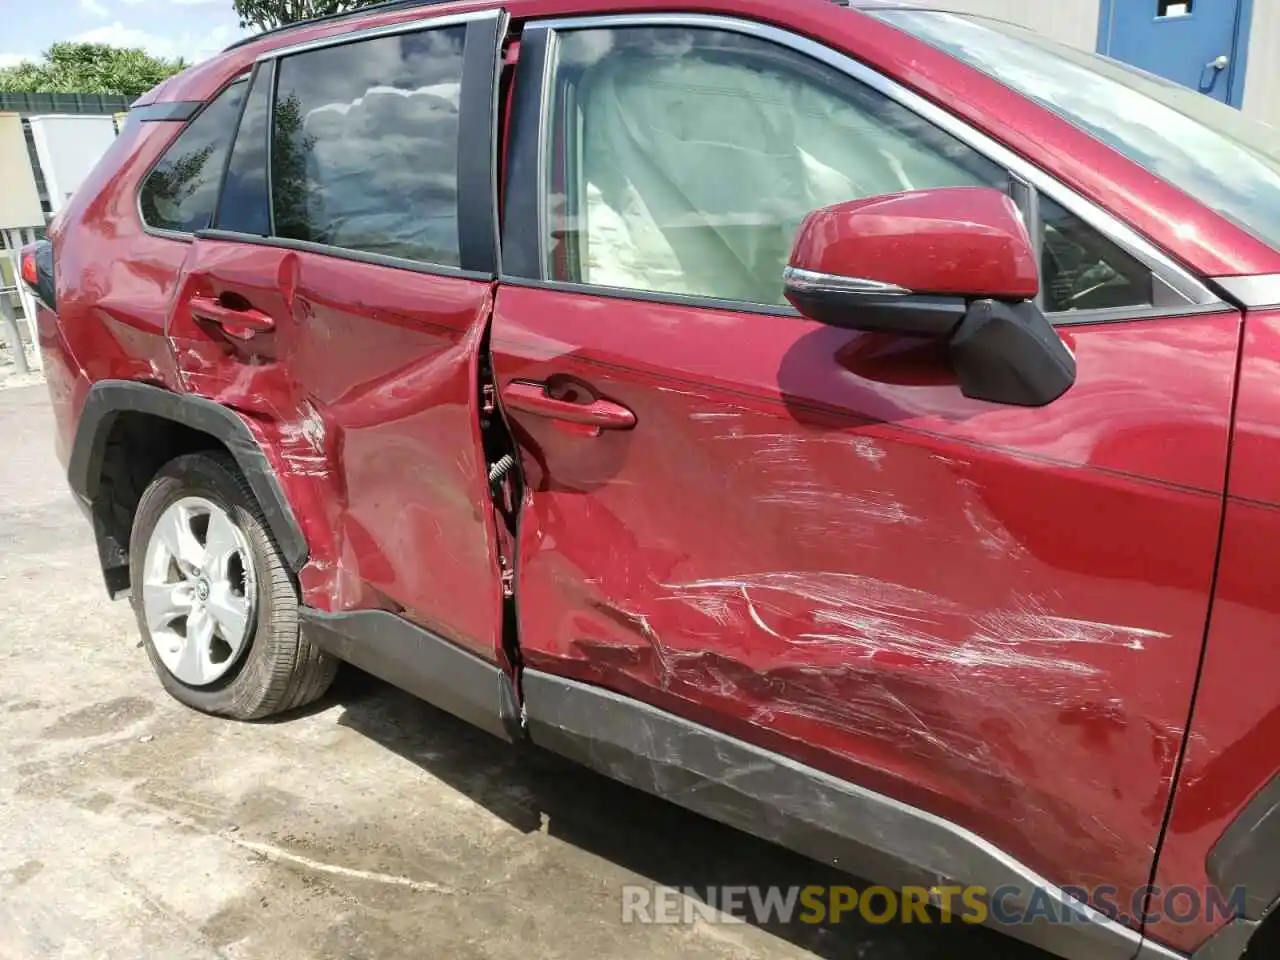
[272,27,465,265]
[877,11,1280,251]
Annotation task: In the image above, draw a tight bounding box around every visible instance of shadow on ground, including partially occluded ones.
[324,667,1051,960]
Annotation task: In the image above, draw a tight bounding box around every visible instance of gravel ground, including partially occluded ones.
[0,339,41,391]
[0,381,1050,960]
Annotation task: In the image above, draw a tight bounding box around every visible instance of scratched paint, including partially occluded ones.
[661,573,1156,675]
[491,280,1230,917]
[972,600,1169,653]
[276,402,330,478]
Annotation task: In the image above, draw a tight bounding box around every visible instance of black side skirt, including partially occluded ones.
[521,669,1164,960]
[287,608,1260,960]
[300,608,520,742]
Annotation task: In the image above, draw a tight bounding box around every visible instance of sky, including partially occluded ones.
[0,0,251,69]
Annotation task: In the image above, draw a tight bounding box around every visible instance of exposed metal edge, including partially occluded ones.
[257,7,500,61]
[300,608,520,742]
[1210,274,1280,310]
[532,11,1220,309]
[1207,772,1280,919]
[522,669,1145,960]
[783,265,910,296]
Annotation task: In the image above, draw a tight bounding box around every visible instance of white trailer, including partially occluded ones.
[27,114,119,214]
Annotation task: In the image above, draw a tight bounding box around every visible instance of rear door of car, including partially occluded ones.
[162,10,512,666]
[488,8,1241,937]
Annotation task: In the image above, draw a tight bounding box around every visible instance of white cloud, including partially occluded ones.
[72,20,241,64]
[80,0,110,17]
[0,53,36,69]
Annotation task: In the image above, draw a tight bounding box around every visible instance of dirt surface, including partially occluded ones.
[0,336,41,392]
[0,382,1051,959]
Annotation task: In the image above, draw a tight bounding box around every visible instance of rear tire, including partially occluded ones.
[129,450,336,719]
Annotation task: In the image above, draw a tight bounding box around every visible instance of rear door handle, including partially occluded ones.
[502,380,636,430]
[189,294,275,340]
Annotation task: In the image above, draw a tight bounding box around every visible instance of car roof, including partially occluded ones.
[219,0,938,54]
[141,0,1280,279]
[222,0,457,52]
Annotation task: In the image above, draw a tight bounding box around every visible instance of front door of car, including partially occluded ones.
[490,16,1242,916]
[166,12,511,663]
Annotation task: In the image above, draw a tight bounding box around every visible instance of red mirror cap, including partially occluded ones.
[790,187,1039,301]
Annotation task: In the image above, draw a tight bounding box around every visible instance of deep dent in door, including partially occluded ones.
[167,241,514,670]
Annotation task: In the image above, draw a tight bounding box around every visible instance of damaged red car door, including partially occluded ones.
[168,15,510,662]
[490,10,1239,926]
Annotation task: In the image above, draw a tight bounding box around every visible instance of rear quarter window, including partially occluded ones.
[139,79,247,234]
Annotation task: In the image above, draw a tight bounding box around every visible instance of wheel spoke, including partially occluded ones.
[206,585,250,646]
[142,581,193,630]
[203,510,242,580]
[157,505,206,573]
[181,607,216,684]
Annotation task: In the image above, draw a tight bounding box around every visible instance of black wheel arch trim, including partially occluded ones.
[69,380,309,573]
[1208,773,1280,921]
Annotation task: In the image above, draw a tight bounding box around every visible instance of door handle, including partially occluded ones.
[189,294,275,340]
[1200,54,1230,90]
[502,380,636,430]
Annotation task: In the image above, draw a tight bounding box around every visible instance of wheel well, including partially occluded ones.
[1244,909,1280,959]
[92,412,226,597]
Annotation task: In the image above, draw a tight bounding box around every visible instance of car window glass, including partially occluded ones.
[215,63,273,236]
[1039,195,1152,313]
[140,80,247,234]
[541,26,1008,307]
[270,25,466,266]
[874,9,1280,256]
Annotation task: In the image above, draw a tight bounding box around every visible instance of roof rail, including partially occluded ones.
[222,0,455,53]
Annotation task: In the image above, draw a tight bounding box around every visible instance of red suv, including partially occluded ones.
[22,1,1280,957]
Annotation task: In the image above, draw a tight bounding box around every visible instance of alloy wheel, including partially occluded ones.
[141,496,257,686]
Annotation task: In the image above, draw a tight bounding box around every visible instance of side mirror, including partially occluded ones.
[784,187,1075,407]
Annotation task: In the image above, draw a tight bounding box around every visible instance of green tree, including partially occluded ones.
[0,43,185,98]
[233,0,384,31]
